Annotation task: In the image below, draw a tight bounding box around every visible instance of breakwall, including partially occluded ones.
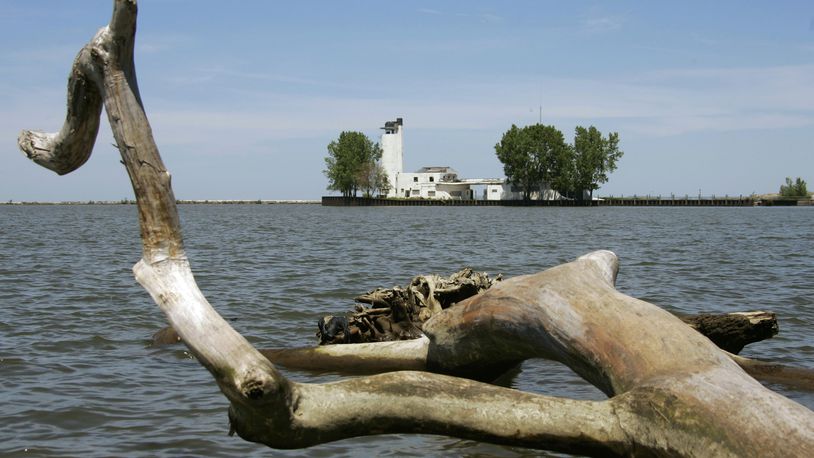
[600,198,753,206]
[322,197,597,206]
[322,196,763,207]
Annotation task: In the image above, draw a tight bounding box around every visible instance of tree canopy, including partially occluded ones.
[324,131,384,197]
[494,124,569,200]
[570,126,623,200]
[780,177,808,197]
[495,124,623,200]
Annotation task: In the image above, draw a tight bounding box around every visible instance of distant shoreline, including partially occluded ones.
[1,199,321,205]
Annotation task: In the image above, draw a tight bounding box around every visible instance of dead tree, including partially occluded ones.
[19,1,814,455]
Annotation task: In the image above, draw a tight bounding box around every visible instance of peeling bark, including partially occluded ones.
[20,1,814,455]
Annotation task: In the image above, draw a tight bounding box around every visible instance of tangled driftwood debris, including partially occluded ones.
[317,268,500,344]
[20,2,814,455]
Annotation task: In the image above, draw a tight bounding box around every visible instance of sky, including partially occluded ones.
[1,0,812,201]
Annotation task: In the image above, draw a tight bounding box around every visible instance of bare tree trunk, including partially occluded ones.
[19,1,814,455]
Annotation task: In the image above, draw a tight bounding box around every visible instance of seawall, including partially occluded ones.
[322,196,809,207]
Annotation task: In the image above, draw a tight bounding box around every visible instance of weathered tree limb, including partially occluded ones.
[680,310,778,354]
[21,2,814,455]
[260,337,814,392]
[17,73,102,175]
[261,337,430,374]
[727,353,814,392]
[18,0,286,413]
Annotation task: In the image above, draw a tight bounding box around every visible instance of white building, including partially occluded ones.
[380,118,404,197]
[379,117,558,201]
[481,183,562,201]
[398,166,472,199]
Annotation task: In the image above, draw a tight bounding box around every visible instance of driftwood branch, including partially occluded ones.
[313,268,779,354]
[263,308,814,390]
[21,1,814,455]
[680,310,778,354]
[17,53,102,174]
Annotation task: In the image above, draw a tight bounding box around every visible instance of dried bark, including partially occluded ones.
[20,2,814,456]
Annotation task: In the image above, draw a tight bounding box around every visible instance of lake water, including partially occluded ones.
[2,204,812,457]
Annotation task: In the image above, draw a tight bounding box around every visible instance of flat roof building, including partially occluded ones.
[379,117,558,201]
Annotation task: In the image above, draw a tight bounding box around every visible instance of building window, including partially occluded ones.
[428,191,436,197]
[413,177,418,182]
[429,177,435,182]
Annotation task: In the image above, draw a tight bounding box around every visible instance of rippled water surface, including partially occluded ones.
[2,204,813,456]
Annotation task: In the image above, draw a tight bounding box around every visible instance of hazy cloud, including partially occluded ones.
[416,7,504,24]
[139,62,814,147]
[417,8,442,15]
[478,13,505,24]
[580,15,624,34]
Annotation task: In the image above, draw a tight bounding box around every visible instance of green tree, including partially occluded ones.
[495,124,568,200]
[780,177,808,197]
[526,123,571,196]
[570,126,623,200]
[550,145,576,199]
[324,131,382,197]
[495,125,532,200]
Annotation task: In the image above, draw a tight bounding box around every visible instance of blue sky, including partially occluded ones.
[1,1,812,201]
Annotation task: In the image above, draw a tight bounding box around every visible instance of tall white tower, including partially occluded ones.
[380,117,403,198]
